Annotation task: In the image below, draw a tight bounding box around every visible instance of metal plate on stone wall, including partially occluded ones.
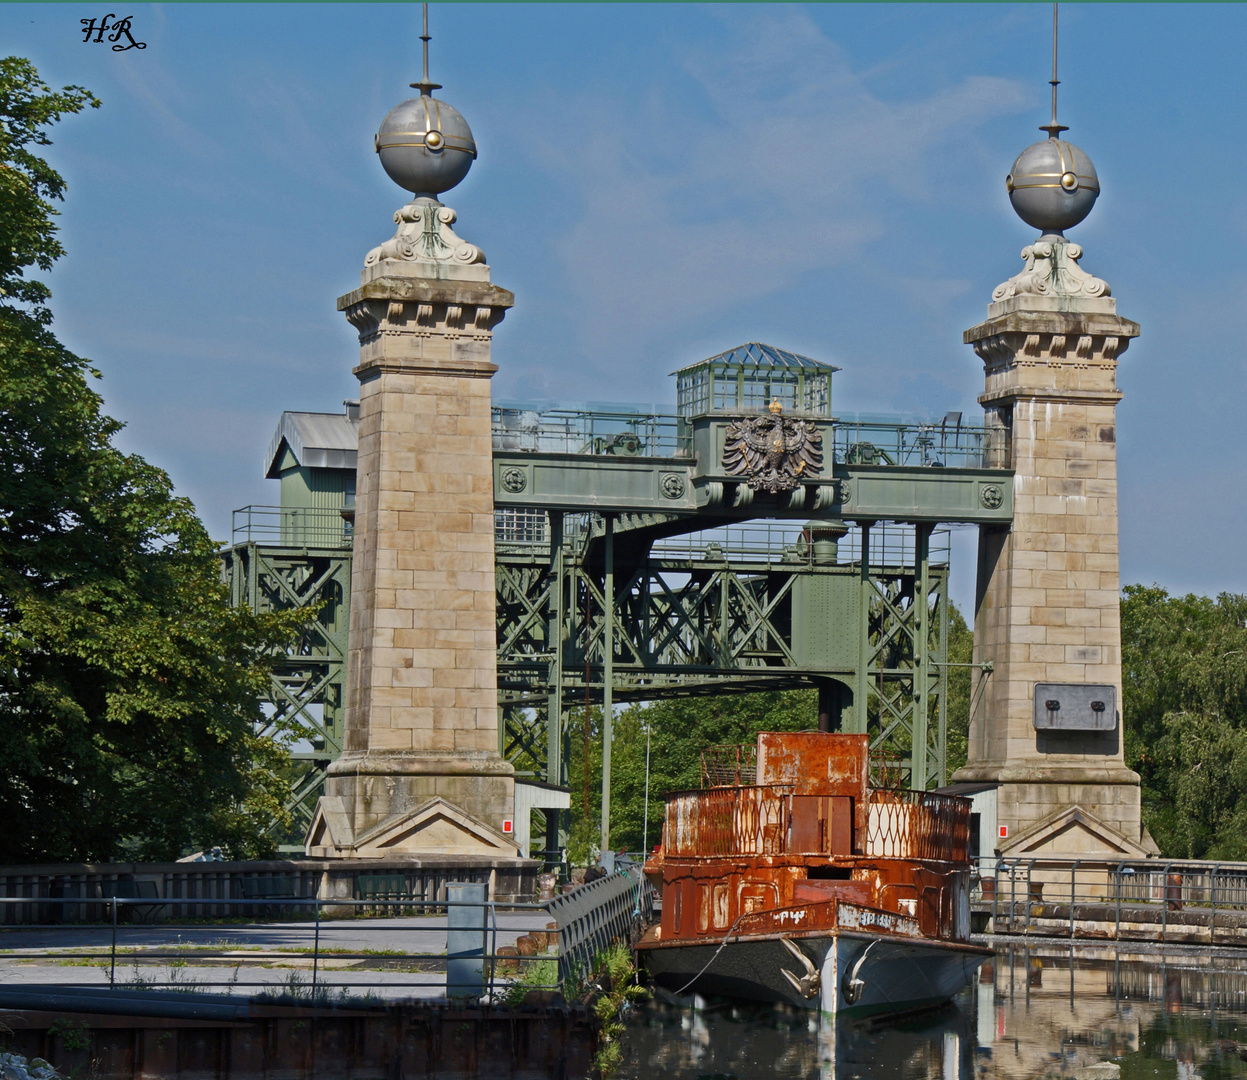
[1033,683,1117,731]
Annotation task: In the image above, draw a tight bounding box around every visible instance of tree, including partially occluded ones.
[1121,585,1247,859]
[943,605,974,777]
[0,57,299,862]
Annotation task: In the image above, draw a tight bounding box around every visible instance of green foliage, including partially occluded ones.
[1122,585,1247,859]
[566,814,600,868]
[943,605,974,777]
[588,943,648,1079]
[500,957,560,1006]
[576,689,817,855]
[0,57,301,862]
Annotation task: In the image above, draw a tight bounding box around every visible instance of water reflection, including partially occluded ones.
[619,944,1247,1079]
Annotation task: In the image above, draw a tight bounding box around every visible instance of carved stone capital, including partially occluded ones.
[363,198,488,281]
[992,239,1109,304]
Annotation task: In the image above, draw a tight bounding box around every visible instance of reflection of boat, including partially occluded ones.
[635,732,991,1017]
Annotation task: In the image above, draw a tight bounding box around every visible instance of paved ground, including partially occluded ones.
[0,915,559,1001]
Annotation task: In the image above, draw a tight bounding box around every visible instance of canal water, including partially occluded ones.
[618,942,1247,1079]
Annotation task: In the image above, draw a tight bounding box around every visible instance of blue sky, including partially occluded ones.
[4,4,1244,614]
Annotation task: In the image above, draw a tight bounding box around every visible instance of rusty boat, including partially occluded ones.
[635,732,991,1018]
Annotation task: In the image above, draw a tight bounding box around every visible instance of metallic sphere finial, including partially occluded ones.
[374,1,477,197]
[1004,1,1099,235]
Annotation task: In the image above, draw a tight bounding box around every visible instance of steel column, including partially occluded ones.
[601,515,615,852]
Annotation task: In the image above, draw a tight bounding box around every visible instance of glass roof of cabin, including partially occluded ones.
[670,341,841,376]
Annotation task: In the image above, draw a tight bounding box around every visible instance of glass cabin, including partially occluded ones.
[673,342,839,419]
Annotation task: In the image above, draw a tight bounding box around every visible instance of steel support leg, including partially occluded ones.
[601,515,614,853]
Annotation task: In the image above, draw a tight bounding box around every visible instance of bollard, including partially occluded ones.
[446,883,487,999]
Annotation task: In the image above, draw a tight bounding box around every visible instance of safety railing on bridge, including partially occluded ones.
[231,505,352,548]
[977,857,1247,946]
[833,414,1003,470]
[650,521,952,569]
[492,404,1003,469]
[493,404,693,458]
[0,870,654,1005]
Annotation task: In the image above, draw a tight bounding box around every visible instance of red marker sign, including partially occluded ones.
[502,818,513,834]
[998,825,1009,839]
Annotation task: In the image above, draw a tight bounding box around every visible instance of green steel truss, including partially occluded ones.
[222,542,350,846]
[222,513,950,850]
[494,515,950,794]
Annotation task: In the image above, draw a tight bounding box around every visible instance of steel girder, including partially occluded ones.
[221,542,351,849]
[493,518,950,792]
[223,521,949,849]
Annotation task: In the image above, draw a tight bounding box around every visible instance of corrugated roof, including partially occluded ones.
[265,410,359,478]
[670,341,840,376]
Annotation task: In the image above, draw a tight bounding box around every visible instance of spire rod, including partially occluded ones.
[410,2,442,96]
[1040,2,1068,139]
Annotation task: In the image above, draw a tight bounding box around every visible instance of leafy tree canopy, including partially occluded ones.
[1122,585,1247,859]
[0,57,299,863]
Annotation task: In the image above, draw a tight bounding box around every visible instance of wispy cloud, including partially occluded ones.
[500,7,1029,370]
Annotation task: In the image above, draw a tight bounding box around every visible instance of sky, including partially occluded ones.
[3,3,1244,616]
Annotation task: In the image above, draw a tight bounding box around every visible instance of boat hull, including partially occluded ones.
[639,930,990,1017]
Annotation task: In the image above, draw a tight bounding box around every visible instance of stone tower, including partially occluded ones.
[954,129,1154,859]
[306,46,519,860]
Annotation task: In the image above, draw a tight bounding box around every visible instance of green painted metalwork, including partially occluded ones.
[493,516,952,792]
[227,358,1007,850]
[221,524,351,851]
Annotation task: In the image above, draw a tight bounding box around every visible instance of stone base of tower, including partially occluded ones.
[954,765,1157,859]
[306,753,519,859]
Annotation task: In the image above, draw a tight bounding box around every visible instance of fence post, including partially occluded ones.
[1069,862,1078,939]
[488,902,499,1001]
[312,899,321,995]
[1114,862,1123,940]
[1211,864,1219,946]
[110,900,117,988]
[1161,862,1169,943]
[446,883,487,999]
[1025,861,1034,936]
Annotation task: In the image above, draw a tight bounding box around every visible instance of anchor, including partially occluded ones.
[779,935,820,999]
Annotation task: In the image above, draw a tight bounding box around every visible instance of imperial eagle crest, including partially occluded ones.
[722,399,823,492]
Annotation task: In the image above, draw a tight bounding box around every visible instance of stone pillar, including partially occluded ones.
[955,238,1153,857]
[306,198,519,858]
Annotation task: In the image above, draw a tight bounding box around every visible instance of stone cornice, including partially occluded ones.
[325,751,515,777]
[354,357,498,381]
[978,386,1123,407]
[338,277,514,312]
[965,308,1139,345]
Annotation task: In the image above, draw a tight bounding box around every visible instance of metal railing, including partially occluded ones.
[664,785,793,858]
[231,505,352,548]
[0,871,654,1003]
[866,790,971,863]
[978,857,1247,946]
[833,415,1002,470]
[492,403,1003,469]
[492,404,693,459]
[700,744,758,788]
[651,521,952,569]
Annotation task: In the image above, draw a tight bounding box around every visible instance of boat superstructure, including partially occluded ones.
[636,732,990,1016]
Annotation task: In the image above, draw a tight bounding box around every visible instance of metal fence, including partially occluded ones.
[546,870,654,990]
[979,857,1247,945]
[231,505,353,548]
[0,871,653,1004]
[663,785,793,858]
[492,405,693,458]
[832,415,1001,470]
[866,790,971,863]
